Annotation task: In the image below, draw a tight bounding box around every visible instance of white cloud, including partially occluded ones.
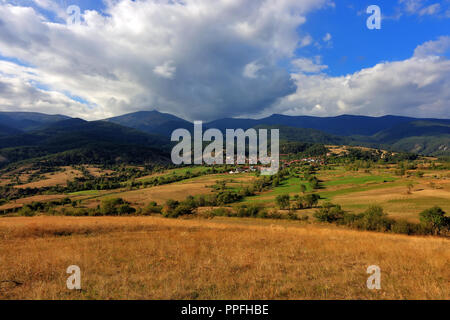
[323,33,332,42]
[299,34,313,47]
[153,61,176,79]
[398,0,446,17]
[0,0,329,120]
[274,40,450,119]
[419,3,441,16]
[414,36,450,57]
[243,61,263,79]
[0,0,448,122]
[292,57,328,73]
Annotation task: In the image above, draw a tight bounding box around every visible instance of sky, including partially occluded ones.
[0,0,449,121]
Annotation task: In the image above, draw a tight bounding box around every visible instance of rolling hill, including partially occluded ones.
[0,112,70,132]
[104,110,192,136]
[206,114,420,136]
[0,119,171,166]
[0,110,449,160]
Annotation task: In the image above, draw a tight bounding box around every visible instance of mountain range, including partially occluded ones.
[0,110,448,167]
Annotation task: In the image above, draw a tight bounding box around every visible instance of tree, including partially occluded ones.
[419,206,448,235]
[275,194,290,210]
[309,176,320,189]
[100,198,125,215]
[358,206,392,231]
[303,193,320,208]
[406,183,414,194]
[299,184,307,194]
[314,203,344,223]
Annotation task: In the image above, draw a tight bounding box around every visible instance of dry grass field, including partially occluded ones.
[0,216,448,300]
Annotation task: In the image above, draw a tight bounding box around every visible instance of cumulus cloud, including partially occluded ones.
[414,36,450,57]
[0,0,329,120]
[419,3,441,15]
[243,61,263,79]
[0,60,96,117]
[153,61,176,79]
[0,0,448,122]
[273,37,450,119]
[291,57,328,73]
[398,0,447,17]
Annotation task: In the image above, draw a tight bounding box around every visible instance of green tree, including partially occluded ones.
[275,194,290,210]
[419,206,448,235]
[299,184,307,194]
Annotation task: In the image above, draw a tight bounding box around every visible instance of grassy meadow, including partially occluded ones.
[0,159,449,299]
[0,216,448,299]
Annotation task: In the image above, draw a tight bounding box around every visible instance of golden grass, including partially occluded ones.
[334,179,450,220]
[0,195,69,211]
[14,166,83,189]
[95,174,254,206]
[0,216,448,300]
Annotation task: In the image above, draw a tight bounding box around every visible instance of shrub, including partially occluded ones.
[236,204,262,217]
[171,204,195,217]
[100,198,125,215]
[390,220,417,235]
[209,208,230,217]
[143,201,162,215]
[18,206,35,217]
[355,206,393,232]
[314,203,345,223]
[275,194,290,209]
[117,204,136,215]
[299,184,307,193]
[419,206,449,235]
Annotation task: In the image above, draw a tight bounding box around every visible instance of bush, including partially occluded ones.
[354,206,393,232]
[390,220,417,235]
[209,208,230,217]
[18,206,35,217]
[117,204,136,215]
[236,204,262,217]
[143,201,162,215]
[171,204,195,217]
[419,206,449,235]
[275,194,290,209]
[314,203,345,223]
[162,198,196,218]
[100,198,125,215]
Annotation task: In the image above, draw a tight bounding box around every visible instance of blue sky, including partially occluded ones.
[0,0,449,120]
[301,0,450,76]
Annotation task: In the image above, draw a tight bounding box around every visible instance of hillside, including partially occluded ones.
[0,112,70,132]
[0,110,449,156]
[359,120,450,155]
[254,125,352,145]
[0,119,171,166]
[207,114,419,136]
[104,110,192,136]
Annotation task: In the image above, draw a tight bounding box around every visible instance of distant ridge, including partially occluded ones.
[206,114,426,136]
[0,111,70,131]
[104,110,192,136]
[0,110,448,156]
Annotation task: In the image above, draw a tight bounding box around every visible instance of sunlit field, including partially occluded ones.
[0,216,448,300]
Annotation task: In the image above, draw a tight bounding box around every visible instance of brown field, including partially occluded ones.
[0,194,70,211]
[0,216,448,300]
[14,167,83,189]
[92,174,254,207]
